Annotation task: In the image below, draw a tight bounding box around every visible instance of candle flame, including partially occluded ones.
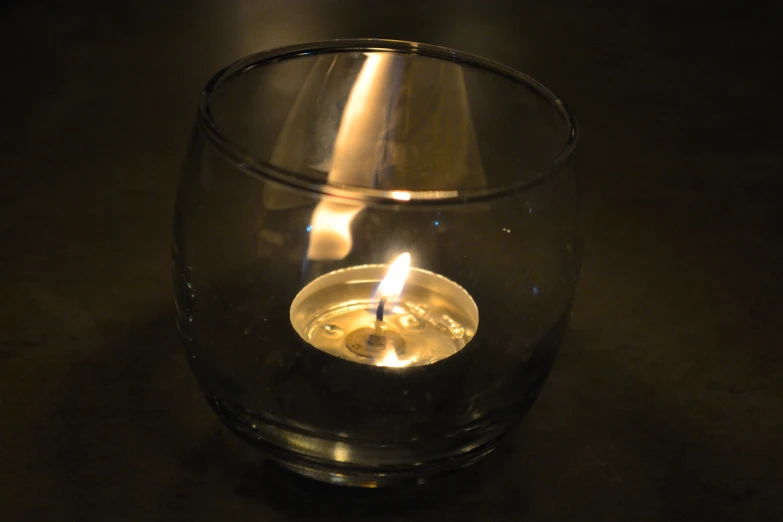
[377,252,411,301]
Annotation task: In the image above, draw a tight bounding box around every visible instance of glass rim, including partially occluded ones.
[198,38,579,205]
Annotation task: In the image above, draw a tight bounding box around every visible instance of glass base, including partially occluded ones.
[207,395,514,487]
[273,440,497,488]
[192,312,568,487]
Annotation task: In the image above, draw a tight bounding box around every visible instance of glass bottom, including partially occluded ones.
[275,441,497,488]
[207,394,514,487]
[184,304,570,487]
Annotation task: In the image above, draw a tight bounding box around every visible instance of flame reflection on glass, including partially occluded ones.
[306,53,404,260]
[305,203,363,260]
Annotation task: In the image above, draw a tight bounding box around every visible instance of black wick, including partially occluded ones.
[375,297,388,322]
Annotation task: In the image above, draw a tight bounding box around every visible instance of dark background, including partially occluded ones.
[1,1,781,520]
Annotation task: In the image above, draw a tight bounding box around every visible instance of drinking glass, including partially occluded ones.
[173,39,580,486]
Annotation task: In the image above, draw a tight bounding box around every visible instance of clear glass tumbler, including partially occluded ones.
[173,39,580,486]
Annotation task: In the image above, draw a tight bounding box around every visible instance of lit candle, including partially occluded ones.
[287,54,479,368]
[290,252,479,368]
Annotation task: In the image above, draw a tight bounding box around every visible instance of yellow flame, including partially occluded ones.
[374,253,414,368]
[377,252,411,301]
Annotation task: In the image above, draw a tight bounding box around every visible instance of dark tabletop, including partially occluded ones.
[1,1,781,520]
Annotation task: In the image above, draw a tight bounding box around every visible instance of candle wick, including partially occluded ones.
[376,296,387,322]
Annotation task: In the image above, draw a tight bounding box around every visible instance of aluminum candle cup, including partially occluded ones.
[290,255,480,368]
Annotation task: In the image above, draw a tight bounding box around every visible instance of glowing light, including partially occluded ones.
[376,253,411,301]
[333,442,351,463]
[328,53,398,184]
[306,54,402,260]
[390,191,411,201]
[378,349,416,368]
[305,203,363,260]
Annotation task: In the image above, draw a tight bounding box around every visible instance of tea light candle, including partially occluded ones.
[288,55,479,368]
[290,253,479,368]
